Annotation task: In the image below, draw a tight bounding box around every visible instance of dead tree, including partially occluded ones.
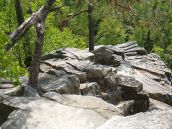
[5,0,59,89]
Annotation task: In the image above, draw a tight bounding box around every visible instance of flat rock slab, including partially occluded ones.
[58,48,94,60]
[42,48,94,61]
[116,75,143,93]
[115,41,147,56]
[149,99,172,111]
[134,69,172,105]
[97,110,172,129]
[1,93,122,129]
[125,53,171,77]
[0,86,24,96]
[38,71,80,94]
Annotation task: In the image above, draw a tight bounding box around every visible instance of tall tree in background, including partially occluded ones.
[14,0,24,26]
[144,30,153,53]
[88,0,94,51]
[59,0,95,51]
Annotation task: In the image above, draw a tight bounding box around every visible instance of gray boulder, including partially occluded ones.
[38,70,80,94]
[116,75,143,93]
[93,46,123,66]
[97,110,172,129]
[1,92,122,129]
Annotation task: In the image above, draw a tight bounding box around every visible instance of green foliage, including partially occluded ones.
[96,16,126,45]
[43,27,86,53]
[152,45,165,60]
[0,36,27,85]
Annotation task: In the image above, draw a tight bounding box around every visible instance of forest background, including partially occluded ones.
[0,0,172,84]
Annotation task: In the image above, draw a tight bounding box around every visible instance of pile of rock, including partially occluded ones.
[0,41,172,129]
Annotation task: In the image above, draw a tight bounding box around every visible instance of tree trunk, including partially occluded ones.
[28,21,45,88]
[88,0,94,51]
[14,0,24,26]
[144,30,153,53]
[28,0,55,88]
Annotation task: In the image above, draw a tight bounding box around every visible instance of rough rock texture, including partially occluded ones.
[1,41,172,129]
[80,82,102,97]
[97,110,172,129]
[116,75,143,93]
[0,92,122,129]
[149,98,172,111]
[38,69,80,94]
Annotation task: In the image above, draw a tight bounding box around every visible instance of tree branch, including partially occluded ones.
[60,9,88,28]
[111,0,136,15]
[49,5,63,12]
[5,0,57,52]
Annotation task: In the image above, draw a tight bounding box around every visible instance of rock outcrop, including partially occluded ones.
[0,41,172,129]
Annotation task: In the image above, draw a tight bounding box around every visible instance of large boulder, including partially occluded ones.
[116,75,143,93]
[1,92,122,129]
[93,46,124,66]
[115,42,172,106]
[38,69,80,94]
[133,69,172,105]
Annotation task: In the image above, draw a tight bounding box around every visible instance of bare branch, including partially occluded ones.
[60,9,88,28]
[109,0,136,15]
[49,5,63,12]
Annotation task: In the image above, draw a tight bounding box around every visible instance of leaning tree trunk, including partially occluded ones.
[88,0,94,51]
